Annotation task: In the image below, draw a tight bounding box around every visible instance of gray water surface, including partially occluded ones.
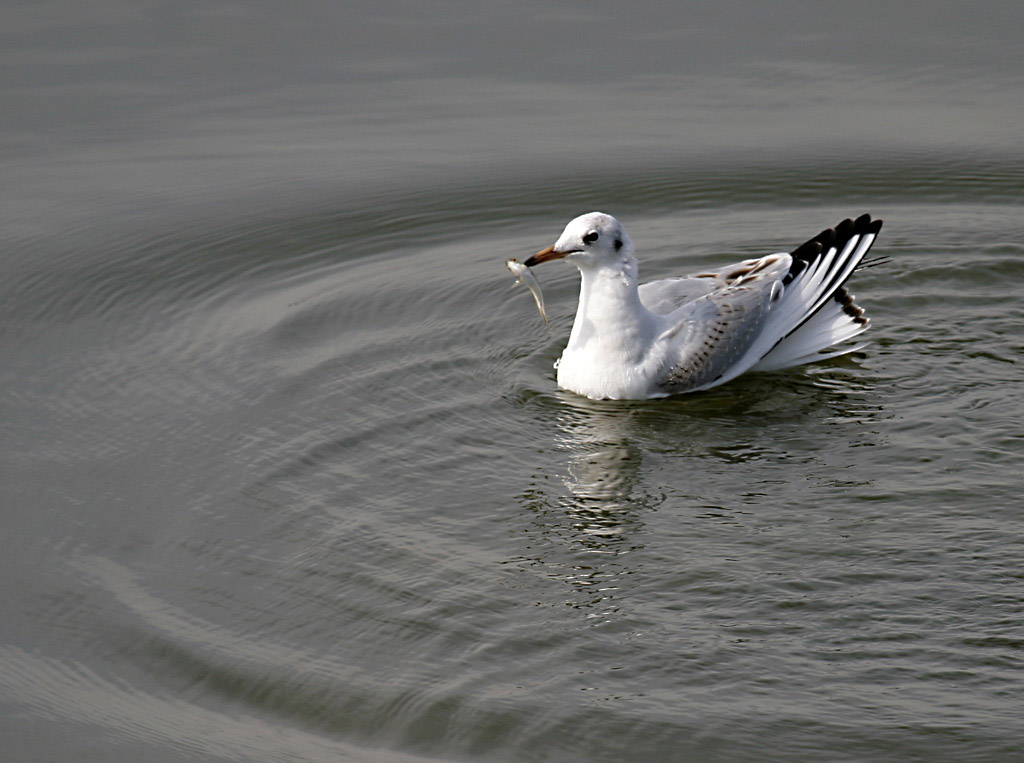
[3,2,1024,761]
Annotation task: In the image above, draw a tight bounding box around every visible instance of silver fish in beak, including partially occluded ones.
[506,258,551,332]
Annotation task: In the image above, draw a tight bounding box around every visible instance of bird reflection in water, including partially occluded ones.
[513,399,658,623]
[512,370,887,622]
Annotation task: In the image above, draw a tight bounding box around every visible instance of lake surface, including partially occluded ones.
[3,2,1024,761]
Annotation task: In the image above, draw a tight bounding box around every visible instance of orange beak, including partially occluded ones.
[524,244,573,267]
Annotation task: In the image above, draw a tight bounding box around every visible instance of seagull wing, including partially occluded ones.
[639,275,718,315]
[656,270,786,394]
[639,253,791,315]
[653,214,884,394]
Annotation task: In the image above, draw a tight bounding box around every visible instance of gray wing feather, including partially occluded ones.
[639,254,789,316]
[658,281,779,394]
[639,276,718,315]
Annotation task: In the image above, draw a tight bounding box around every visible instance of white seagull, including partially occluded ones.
[523,212,884,400]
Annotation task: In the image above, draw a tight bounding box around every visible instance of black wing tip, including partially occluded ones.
[792,214,883,257]
[791,239,822,261]
[854,213,884,235]
[785,213,884,284]
[784,240,821,284]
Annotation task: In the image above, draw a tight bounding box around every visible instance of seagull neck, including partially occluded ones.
[577,259,642,306]
[569,258,655,350]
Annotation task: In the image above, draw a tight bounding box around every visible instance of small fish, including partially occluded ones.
[506,258,551,332]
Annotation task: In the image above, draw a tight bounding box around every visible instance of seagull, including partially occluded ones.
[524,212,884,400]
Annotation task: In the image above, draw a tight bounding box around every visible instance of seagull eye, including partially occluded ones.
[583,231,599,245]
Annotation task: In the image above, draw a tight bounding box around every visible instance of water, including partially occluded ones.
[3,2,1024,761]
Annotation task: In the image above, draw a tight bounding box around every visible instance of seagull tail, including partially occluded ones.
[751,214,883,373]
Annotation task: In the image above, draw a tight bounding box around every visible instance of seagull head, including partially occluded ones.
[525,212,634,269]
